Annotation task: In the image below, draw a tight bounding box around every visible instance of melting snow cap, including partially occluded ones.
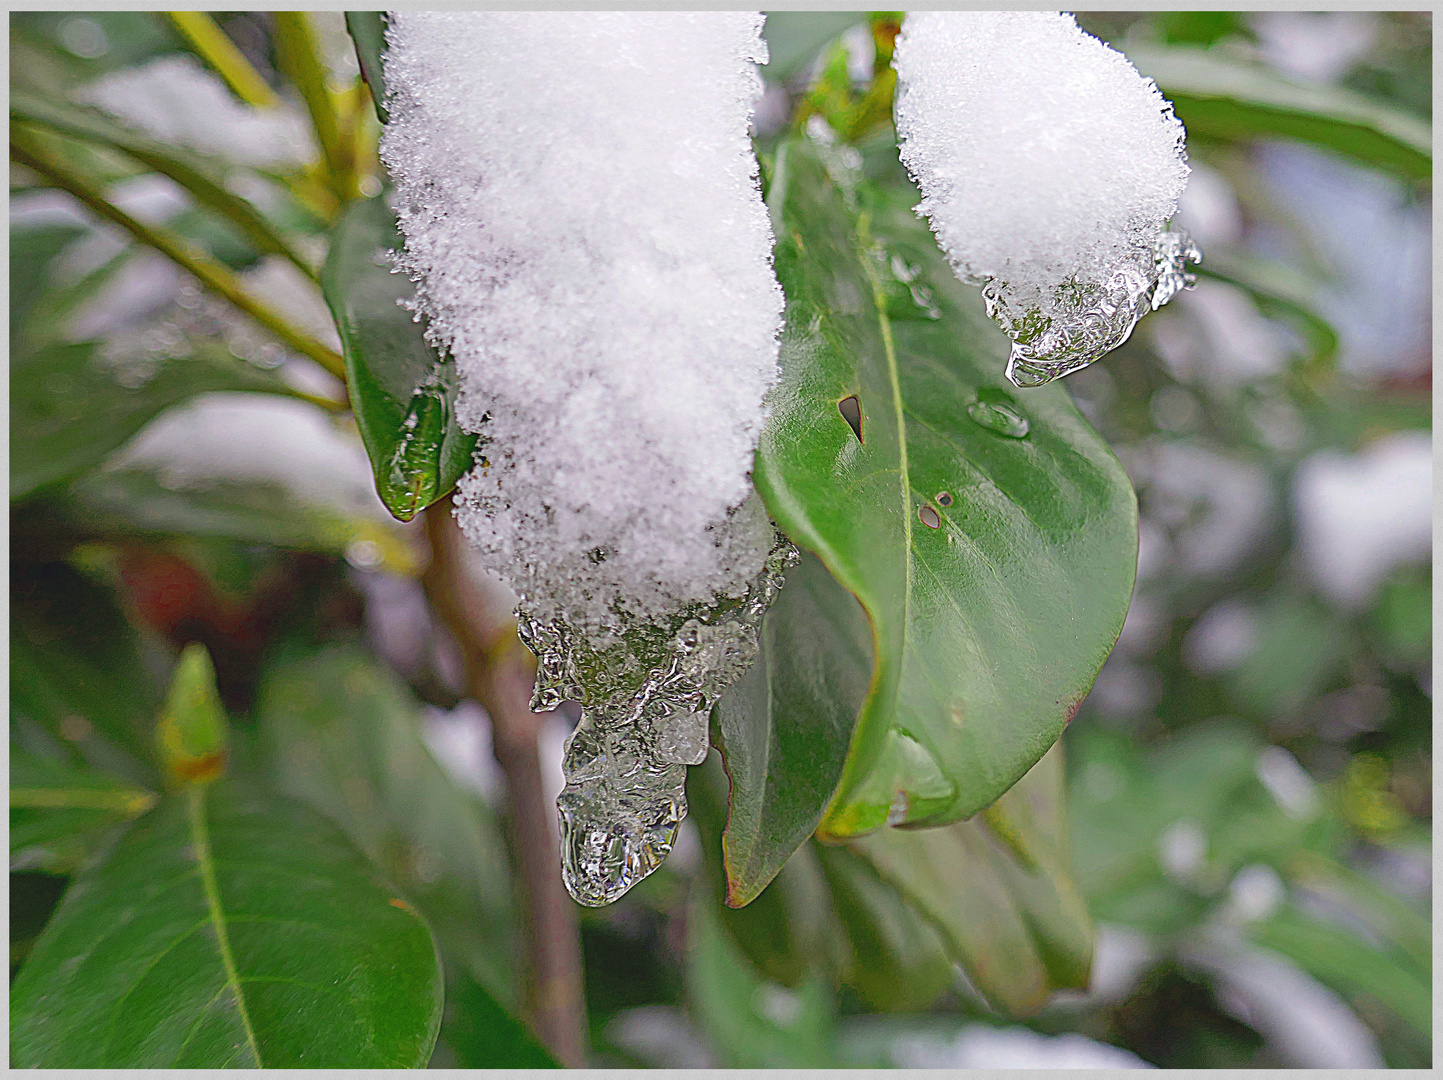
[893,11,1190,308]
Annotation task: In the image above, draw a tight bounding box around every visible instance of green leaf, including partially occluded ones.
[156,641,228,788]
[9,222,86,342]
[322,193,477,521]
[345,12,390,124]
[433,973,560,1069]
[1128,45,1431,181]
[686,896,838,1069]
[686,755,851,990]
[1248,903,1431,1037]
[10,90,318,277]
[255,642,519,1008]
[10,780,444,1068]
[60,468,419,574]
[812,842,954,1012]
[11,340,302,502]
[10,750,158,874]
[1198,249,1339,366]
[759,134,1137,839]
[10,560,162,783]
[712,551,872,904]
[843,744,1094,1016]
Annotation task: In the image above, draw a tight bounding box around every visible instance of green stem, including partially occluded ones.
[166,12,280,110]
[273,12,354,204]
[11,91,320,283]
[12,124,349,384]
[186,787,263,1065]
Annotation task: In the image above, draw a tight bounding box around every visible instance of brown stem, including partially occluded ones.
[421,496,587,1068]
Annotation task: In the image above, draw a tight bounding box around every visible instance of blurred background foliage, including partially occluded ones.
[9,10,1431,1069]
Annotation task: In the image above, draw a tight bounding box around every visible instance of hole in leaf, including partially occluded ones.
[838,395,863,442]
[918,504,941,529]
[936,491,953,507]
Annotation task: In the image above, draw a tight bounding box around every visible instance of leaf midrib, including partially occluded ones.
[859,211,912,764]
[187,788,262,1065]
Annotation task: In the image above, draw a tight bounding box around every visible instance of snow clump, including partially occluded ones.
[380,12,783,636]
[893,11,1193,386]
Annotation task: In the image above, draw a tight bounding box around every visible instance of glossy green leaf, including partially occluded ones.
[10,90,317,276]
[345,12,390,124]
[11,340,301,502]
[10,560,161,783]
[60,468,418,574]
[727,848,853,991]
[1129,45,1431,181]
[712,551,872,904]
[758,134,1137,839]
[322,193,477,521]
[844,744,1093,1016]
[10,750,157,874]
[255,642,518,1008]
[10,780,443,1068]
[687,755,851,991]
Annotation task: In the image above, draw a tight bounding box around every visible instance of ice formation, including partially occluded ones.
[380,12,787,904]
[893,11,1199,387]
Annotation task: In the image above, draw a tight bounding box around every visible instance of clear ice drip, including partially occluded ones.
[992,228,1202,389]
[518,528,799,907]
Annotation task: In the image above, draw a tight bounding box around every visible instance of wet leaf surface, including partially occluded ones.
[754,134,1137,840]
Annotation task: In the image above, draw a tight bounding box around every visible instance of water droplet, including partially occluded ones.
[918,504,941,529]
[967,395,1030,438]
[935,491,953,507]
[838,395,863,442]
[524,525,800,907]
[385,379,448,521]
[876,249,942,320]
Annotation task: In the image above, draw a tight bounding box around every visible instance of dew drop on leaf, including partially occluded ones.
[966,397,1030,438]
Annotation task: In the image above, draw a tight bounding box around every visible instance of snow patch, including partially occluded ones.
[380,12,783,635]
